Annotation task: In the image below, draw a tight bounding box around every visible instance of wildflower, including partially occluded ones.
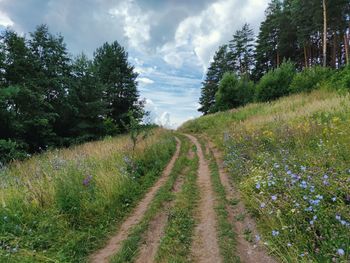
[271,195,277,201]
[83,175,92,186]
[287,243,292,247]
[300,253,305,257]
[300,181,307,189]
[323,174,329,179]
[301,166,306,171]
[256,183,261,189]
[272,230,279,236]
[340,220,348,226]
[255,235,261,242]
[332,197,337,202]
[274,163,280,169]
[260,202,266,208]
[337,248,345,256]
[336,215,341,221]
[316,195,323,200]
[313,215,317,220]
[287,170,292,175]
[309,220,314,225]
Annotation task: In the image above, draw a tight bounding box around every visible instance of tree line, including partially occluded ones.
[199,0,350,115]
[0,25,143,163]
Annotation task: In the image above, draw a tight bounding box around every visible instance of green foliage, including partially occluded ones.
[93,41,140,131]
[0,25,144,163]
[198,45,232,114]
[290,66,334,93]
[327,65,350,91]
[255,61,296,102]
[0,139,26,164]
[229,23,255,76]
[214,73,255,111]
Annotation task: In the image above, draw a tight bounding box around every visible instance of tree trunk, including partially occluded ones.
[304,45,308,68]
[323,0,327,67]
[332,32,337,68]
[345,31,349,66]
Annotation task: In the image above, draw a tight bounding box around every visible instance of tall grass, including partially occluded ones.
[180,89,350,262]
[0,129,176,262]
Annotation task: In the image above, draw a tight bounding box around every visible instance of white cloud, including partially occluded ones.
[144,99,177,129]
[138,77,154,85]
[109,0,152,49]
[0,10,13,27]
[160,0,269,70]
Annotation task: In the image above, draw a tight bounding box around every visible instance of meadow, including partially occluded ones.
[0,128,176,262]
[181,89,350,262]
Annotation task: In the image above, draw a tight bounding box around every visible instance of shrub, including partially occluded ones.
[0,139,27,164]
[214,73,255,112]
[326,65,350,91]
[255,61,296,102]
[289,66,333,93]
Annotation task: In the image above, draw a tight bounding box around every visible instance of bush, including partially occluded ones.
[214,73,255,112]
[0,139,27,164]
[255,61,296,102]
[289,66,333,93]
[326,65,350,91]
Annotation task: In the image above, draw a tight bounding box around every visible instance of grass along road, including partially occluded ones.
[89,137,181,263]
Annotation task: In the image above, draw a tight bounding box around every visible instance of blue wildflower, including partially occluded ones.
[256,183,261,189]
[260,202,266,208]
[337,248,345,256]
[271,195,277,201]
[272,230,279,236]
[332,197,337,202]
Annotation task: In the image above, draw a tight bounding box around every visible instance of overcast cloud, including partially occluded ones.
[0,0,269,128]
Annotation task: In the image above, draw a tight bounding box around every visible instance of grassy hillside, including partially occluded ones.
[180,89,350,262]
[0,128,176,262]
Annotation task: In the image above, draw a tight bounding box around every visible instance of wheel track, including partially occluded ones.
[185,134,221,263]
[89,137,181,263]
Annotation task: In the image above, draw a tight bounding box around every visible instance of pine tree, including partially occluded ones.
[198,45,231,114]
[93,41,140,132]
[229,23,255,76]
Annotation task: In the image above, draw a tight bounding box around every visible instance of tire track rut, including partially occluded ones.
[89,137,181,263]
[185,134,221,263]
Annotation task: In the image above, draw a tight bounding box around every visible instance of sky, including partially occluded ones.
[0,0,269,128]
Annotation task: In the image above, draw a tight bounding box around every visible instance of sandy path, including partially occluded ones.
[185,134,221,263]
[208,140,278,263]
[89,137,181,263]
[135,168,186,263]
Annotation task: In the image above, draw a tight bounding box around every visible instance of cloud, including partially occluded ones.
[138,77,154,85]
[108,0,152,50]
[0,10,13,27]
[0,0,269,127]
[159,0,269,70]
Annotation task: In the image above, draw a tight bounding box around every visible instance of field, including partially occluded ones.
[180,89,350,262]
[0,129,176,262]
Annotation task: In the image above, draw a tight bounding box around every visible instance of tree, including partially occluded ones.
[229,23,255,76]
[255,60,296,102]
[94,41,141,132]
[65,54,107,143]
[214,72,255,111]
[323,0,327,67]
[198,45,231,114]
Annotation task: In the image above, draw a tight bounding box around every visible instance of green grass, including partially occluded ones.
[205,145,239,263]
[154,143,199,263]
[0,129,176,262]
[180,89,350,262]
[110,134,191,263]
